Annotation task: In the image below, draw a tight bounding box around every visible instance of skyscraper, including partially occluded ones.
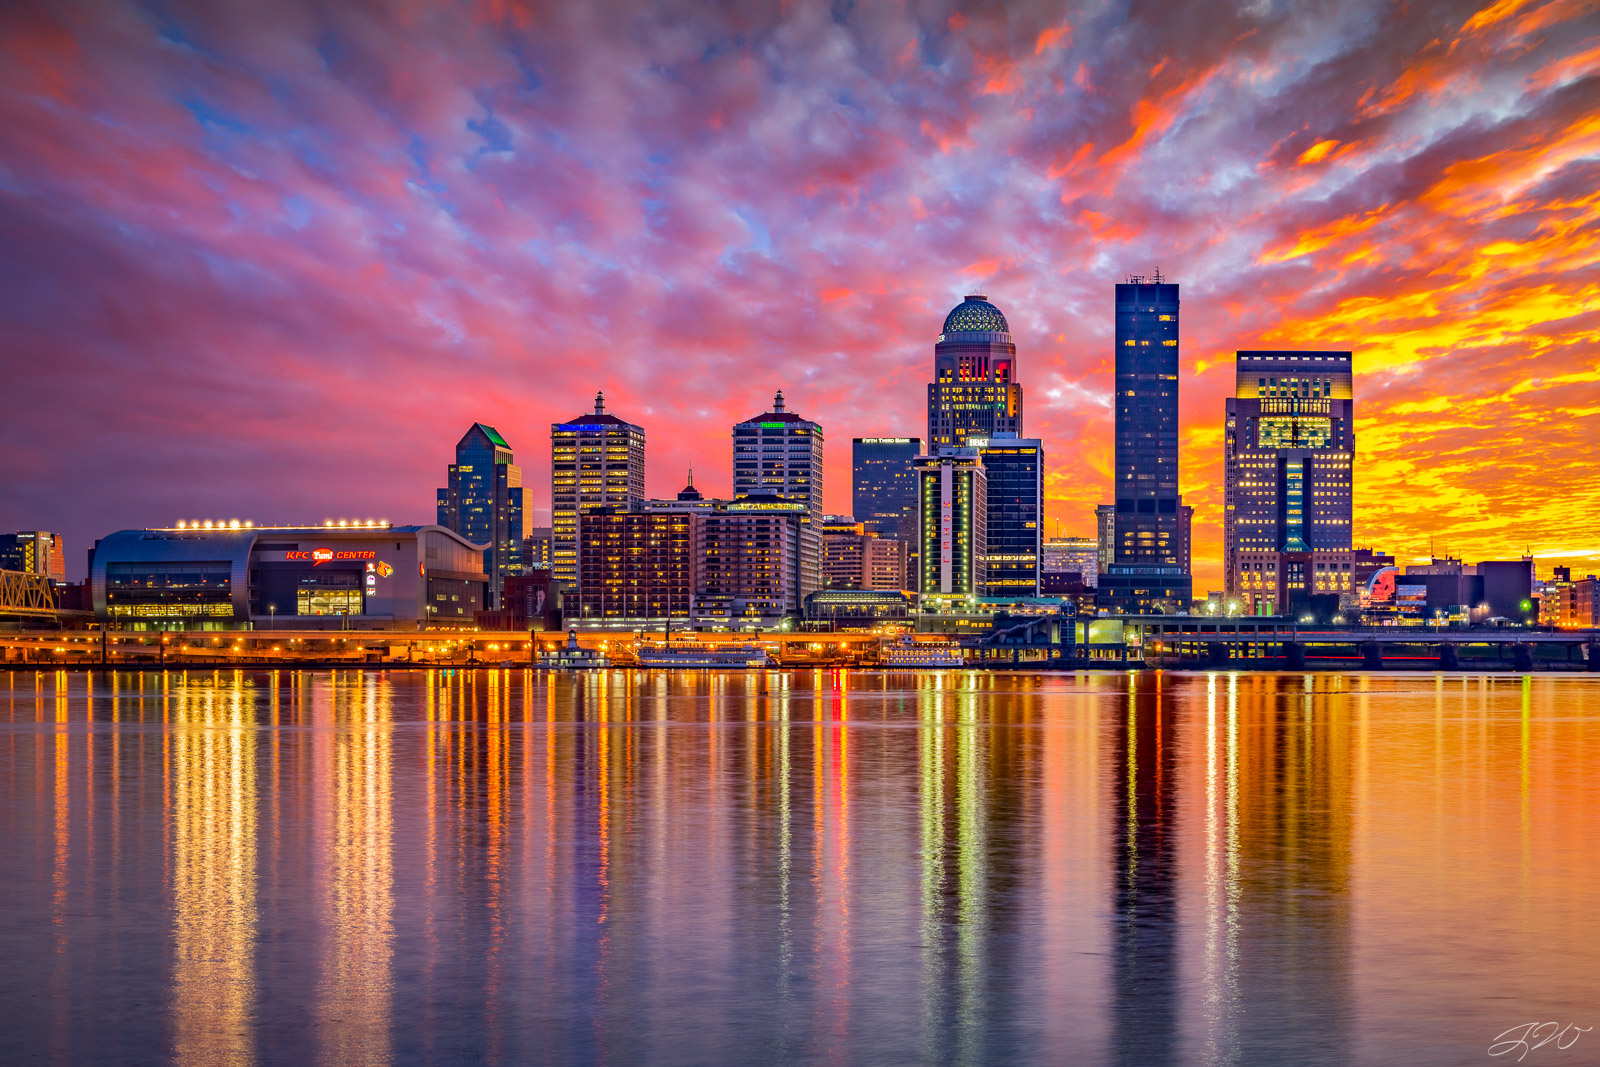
[435,423,529,607]
[852,436,920,588]
[974,433,1044,597]
[916,449,987,607]
[1224,351,1355,615]
[733,391,823,514]
[551,393,645,585]
[927,295,1022,448]
[1099,275,1192,613]
[733,391,822,597]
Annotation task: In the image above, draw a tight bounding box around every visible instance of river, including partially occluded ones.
[2,669,1596,1065]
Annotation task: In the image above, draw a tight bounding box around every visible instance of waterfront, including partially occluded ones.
[2,669,1597,1065]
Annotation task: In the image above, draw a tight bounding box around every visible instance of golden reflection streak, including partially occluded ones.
[317,674,395,1067]
[53,673,69,937]
[169,677,258,1067]
[956,680,985,1064]
[918,677,947,1062]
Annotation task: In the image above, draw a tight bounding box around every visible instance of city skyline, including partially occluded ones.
[3,2,1598,589]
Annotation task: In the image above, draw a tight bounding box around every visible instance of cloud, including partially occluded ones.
[1,0,1597,587]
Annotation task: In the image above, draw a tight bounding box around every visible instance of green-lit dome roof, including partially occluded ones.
[942,294,1009,335]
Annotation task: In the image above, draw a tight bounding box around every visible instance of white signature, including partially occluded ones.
[1489,1023,1592,1061]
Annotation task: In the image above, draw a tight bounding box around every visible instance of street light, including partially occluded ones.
[269,604,275,631]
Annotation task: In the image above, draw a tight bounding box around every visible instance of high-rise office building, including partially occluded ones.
[852,437,921,586]
[1098,276,1192,613]
[435,423,529,607]
[973,433,1043,597]
[1223,351,1355,616]
[732,391,822,596]
[551,393,645,585]
[927,295,1023,448]
[0,531,66,582]
[916,449,987,607]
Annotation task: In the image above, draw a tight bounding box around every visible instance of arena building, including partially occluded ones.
[89,521,489,631]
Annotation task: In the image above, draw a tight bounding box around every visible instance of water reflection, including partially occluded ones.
[169,675,259,1067]
[1,670,1597,1066]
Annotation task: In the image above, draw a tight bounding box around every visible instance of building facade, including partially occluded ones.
[436,423,528,608]
[1099,277,1192,612]
[90,523,488,630]
[916,449,987,608]
[974,434,1043,598]
[0,531,66,582]
[696,496,813,625]
[733,391,823,514]
[522,526,553,570]
[1043,535,1099,587]
[1222,351,1355,615]
[732,392,823,597]
[927,295,1022,449]
[551,393,645,585]
[574,508,698,623]
[852,437,921,586]
[820,517,906,591]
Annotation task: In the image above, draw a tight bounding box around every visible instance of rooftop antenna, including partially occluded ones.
[1152,266,1164,283]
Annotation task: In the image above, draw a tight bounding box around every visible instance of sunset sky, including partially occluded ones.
[2,0,1597,587]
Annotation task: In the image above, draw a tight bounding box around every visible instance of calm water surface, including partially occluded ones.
[2,669,1597,1066]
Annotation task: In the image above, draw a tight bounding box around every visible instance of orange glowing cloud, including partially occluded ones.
[0,0,1594,591]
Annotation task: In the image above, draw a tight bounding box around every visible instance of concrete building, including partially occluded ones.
[1042,534,1099,587]
[696,495,814,626]
[551,393,645,586]
[1099,276,1192,612]
[522,526,553,570]
[436,423,528,608]
[574,508,698,624]
[820,516,906,591]
[89,523,488,630]
[0,531,66,582]
[927,294,1022,449]
[642,471,722,515]
[732,392,823,598]
[916,449,987,609]
[1222,351,1355,616]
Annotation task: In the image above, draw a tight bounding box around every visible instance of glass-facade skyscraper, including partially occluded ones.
[974,434,1043,597]
[852,436,920,587]
[1224,351,1355,615]
[551,393,645,586]
[1098,277,1193,612]
[435,423,529,608]
[926,295,1022,449]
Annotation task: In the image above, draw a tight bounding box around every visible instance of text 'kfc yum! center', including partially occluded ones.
[88,521,489,631]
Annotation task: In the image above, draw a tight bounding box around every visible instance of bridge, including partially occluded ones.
[1086,616,1600,671]
[0,569,60,618]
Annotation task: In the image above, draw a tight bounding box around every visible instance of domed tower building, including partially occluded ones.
[927,294,1022,448]
[918,294,1043,604]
